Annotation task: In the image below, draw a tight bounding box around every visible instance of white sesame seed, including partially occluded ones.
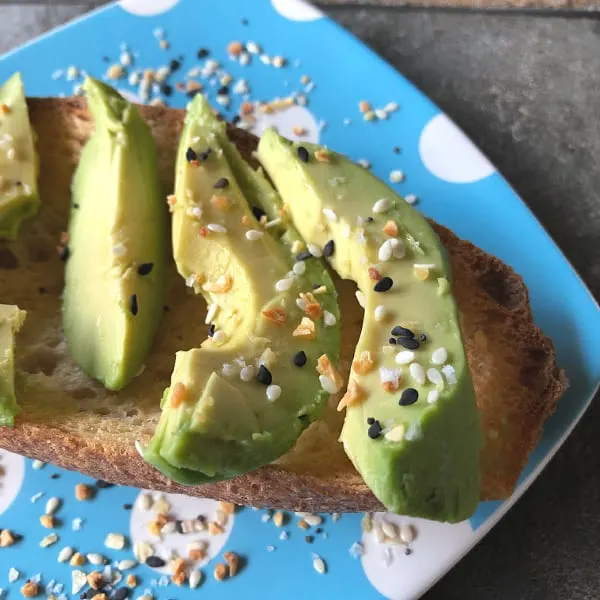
[207,223,227,233]
[57,546,74,563]
[275,277,294,292]
[160,521,177,535]
[120,50,132,66]
[373,522,385,543]
[292,261,306,276]
[104,533,126,550]
[233,78,248,95]
[427,367,444,386]
[216,94,230,107]
[372,198,391,214]
[8,567,19,583]
[322,208,338,222]
[375,109,387,120]
[400,524,416,543]
[266,385,282,401]
[264,217,282,229]
[128,71,140,86]
[71,570,87,595]
[205,303,219,325]
[87,553,106,565]
[212,330,226,345]
[389,237,406,259]
[245,229,264,241]
[189,570,203,589]
[40,533,58,548]
[221,363,234,377]
[379,367,401,384]
[395,351,415,365]
[31,492,44,503]
[6,148,15,161]
[349,542,364,558]
[260,54,271,65]
[188,206,203,219]
[378,240,393,262]
[305,514,322,526]
[295,297,307,311]
[427,390,439,404]
[112,243,126,257]
[442,364,458,385]
[117,559,137,570]
[71,518,83,531]
[431,347,448,365]
[312,556,326,574]
[404,194,418,205]
[307,243,322,257]
[323,311,337,327]
[239,52,250,65]
[382,344,396,355]
[133,541,154,563]
[409,362,426,385]
[385,102,399,113]
[272,56,285,68]
[45,497,61,515]
[246,41,261,54]
[380,520,398,539]
[240,365,255,382]
[404,422,423,441]
[385,424,406,442]
[355,290,366,308]
[389,170,405,183]
[357,159,371,168]
[319,375,339,394]
[374,305,387,322]
[138,493,152,510]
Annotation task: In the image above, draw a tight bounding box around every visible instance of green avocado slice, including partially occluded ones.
[0,304,26,426]
[143,96,341,485]
[62,78,167,391]
[0,73,39,240]
[257,129,481,522]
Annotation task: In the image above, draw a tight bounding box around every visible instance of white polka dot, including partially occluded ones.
[117,89,142,104]
[0,451,25,515]
[419,114,495,184]
[361,512,474,599]
[252,105,320,143]
[271,0,324,21]
[129,491,235,572]
[119,0,180,16]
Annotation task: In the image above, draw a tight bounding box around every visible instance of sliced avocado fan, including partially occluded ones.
[257,130,481,522]
[0,304,26,426]
[0,73,39,240]
[62,78,167,391]
[143,95,341,485]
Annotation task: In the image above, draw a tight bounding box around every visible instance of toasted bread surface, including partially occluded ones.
[0,97,566,512]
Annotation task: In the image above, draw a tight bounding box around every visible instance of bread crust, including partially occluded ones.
[0,98,567,512]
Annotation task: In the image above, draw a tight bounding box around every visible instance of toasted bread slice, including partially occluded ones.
[0,97,566,512]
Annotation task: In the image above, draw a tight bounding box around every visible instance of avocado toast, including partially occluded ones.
[0,95,566,513]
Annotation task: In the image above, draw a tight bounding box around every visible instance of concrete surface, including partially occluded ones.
[1,4,600,599]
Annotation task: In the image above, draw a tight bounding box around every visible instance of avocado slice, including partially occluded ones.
[143,96,341,484]
[0,73,39,239]
[62,78,167,391]
[0,304,26,426]
[257,130,481,522]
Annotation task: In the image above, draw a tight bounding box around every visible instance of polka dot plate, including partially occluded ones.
[0,1,599,598]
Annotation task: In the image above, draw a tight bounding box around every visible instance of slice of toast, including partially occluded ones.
[0,97,567,512]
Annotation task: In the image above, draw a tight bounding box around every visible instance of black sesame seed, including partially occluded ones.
[405,547,413,556]
[292,351,307,367]
[185,147,197,162]
[113,588,130,600]
[213,177,229,189]
[160,84,173,96]
[198,150,211,161]
[38,287,47,294]
[397,337,420,350]
[419,333,427,342]
[257,365,272,386]
[388,337,398,345]
[197,48,209,59]
[130,294,138,316]
[297,146,309,163]
[186,88,202,99]
[305,535,314,543]
[252,206,266,221]
[137,263,154,276]
[391,325,414,338]
[217,85,229,96]
[323,240,335,258]
[296,251,313,261]
[368,421,382,439]
[232,115,241,125]
[374,277,393,292]
[399,388,419,406]
[123,503,133,510]
[241,17,249,25]
[393,146,401,154]
[208,323,216,337]
[50,473,60,479]
[175,520,184,534]
[316,527,323,534]
[59,245,70,262]
[145,555,166,568]
[169,59,181,72]
[367,417,375,425]
[73,203,80,209]
[95,479,114,489]
[365,217,374,223]
[298,414,309,423]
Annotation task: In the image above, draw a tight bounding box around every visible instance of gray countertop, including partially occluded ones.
[2,3,599,599]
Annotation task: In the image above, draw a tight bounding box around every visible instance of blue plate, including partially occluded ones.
[0,1,598,598]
